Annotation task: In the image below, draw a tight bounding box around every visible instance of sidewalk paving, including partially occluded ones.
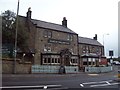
[2,72,86,78]
[2,71,115,78]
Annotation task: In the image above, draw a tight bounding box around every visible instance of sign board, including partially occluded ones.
[109,50,114,56]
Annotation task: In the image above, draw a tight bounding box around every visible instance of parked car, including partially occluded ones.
[113,61,120,65]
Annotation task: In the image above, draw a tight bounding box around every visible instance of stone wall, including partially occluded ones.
[2,58,31,74]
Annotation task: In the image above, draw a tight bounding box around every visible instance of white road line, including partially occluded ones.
[90,83,120,87]
[80,84,84,87]
[43,86,47,89]
[45,85,62,87]
[88,74,98,76]
[82,80,113,85]
[106,81,111,85]
[1,85,44,89]
[1,85,62,89]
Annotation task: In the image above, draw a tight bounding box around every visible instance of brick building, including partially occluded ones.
[78,35,107,70]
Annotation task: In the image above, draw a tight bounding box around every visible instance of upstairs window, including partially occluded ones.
[44,44,51,52]
[96,47,100,54]
[67,34,73,41]
[82,46,86,53]
[43,30,52,38]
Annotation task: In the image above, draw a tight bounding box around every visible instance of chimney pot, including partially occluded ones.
[93,34,97,40]
[26,7,32,19]
[62,17,67,27]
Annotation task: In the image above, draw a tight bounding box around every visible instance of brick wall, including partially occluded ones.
[2,59,31,74]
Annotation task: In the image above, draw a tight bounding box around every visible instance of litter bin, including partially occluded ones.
[59,66,65,74]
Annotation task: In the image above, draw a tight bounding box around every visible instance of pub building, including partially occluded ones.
[17,8,107,72]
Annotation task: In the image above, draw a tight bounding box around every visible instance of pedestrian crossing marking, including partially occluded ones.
[80,80,120,88]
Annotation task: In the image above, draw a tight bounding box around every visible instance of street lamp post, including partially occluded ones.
[14,0,19,74]
[103,33,109,46]
[103,33,109,56]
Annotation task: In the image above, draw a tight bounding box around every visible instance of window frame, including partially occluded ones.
[43,30,52,38]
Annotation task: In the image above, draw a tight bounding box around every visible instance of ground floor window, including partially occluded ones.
[82,58,99,66]
[42,55,60,65]
[70,56,78,65]
[83,62,87,65]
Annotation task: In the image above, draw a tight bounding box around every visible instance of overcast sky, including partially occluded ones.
[0,0,119,58]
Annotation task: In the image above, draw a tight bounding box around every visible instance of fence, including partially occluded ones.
[85,66,113,73]
[32,65,79,74]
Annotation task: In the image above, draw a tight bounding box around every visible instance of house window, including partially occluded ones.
[83,62,87,65]
[48,31,52,38]
[58,58,60,63]
[86,46,89,53]
[42,55,61,65]
[82,46,86,53]
[43,30,52,38]
[44,44,51,52]
[48,58,51,63]
[52,58,54,63]
[55,58,57,63]
[89,62,91,65]
[44,47,51,52]
[92,46,95,53]
[44,31,48,38]
[44,58,47,63]
[70,58,78,65]
[67,34,73,41]
[96,48,99,54]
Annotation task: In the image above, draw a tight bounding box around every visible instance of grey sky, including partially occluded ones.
[0,0,119,58]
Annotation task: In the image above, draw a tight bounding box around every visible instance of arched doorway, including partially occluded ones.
[60,49,72,66]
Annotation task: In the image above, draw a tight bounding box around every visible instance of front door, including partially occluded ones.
[64,55,70,66]
[60,49,72,66]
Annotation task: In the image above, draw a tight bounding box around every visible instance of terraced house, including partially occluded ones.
[3,8,108,74]
[78,35,107,71]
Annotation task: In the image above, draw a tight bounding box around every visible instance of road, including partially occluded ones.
[2,65,120,90]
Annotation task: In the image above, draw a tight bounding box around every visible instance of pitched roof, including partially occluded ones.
[79,36,103,46]
[31,19,77,34]
[19,15,77,34]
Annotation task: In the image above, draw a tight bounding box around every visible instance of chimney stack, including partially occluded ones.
[26,7,32,19]
[62,17,67,27]
[93,34,97,40]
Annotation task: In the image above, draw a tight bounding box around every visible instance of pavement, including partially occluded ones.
[2,72,86,78]
[2,70,116,78]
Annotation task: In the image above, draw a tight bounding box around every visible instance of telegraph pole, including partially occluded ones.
[14,0,19,74]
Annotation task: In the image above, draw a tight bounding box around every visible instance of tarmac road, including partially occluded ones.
[2,65,120,90]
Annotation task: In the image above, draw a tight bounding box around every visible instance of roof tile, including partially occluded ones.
[79,36,103,46]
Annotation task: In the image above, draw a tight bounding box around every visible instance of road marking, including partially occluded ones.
[80,80,118,88]
[88,74,99,76]
[44,86,47,89]
[106,81,111,85]
[82,80,113,85]
[80,84,84,87]
[1,85,44,89]
[90,83,120,87]
[1,84,62,89]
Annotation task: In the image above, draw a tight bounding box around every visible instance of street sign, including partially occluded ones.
[109,50,114,57]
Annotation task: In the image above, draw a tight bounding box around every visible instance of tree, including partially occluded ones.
[2,10,16,44]
[2,10,29,57]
